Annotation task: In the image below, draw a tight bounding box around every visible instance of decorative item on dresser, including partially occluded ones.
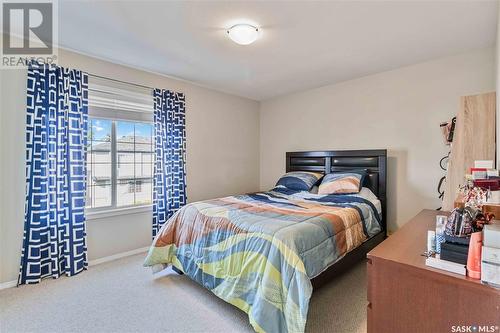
[367,210,500,333]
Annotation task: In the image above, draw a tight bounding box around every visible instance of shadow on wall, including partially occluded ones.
[387,149,438,233]
[387,153,399,234]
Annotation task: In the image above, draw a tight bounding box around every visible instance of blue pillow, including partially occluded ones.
[276,172,323,191]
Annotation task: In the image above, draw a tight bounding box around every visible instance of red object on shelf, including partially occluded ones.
[473,179,500,190]
[471,168,488,180]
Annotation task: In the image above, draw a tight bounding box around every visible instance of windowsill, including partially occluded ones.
[86,204,153,221]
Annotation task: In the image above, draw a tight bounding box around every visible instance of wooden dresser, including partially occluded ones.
[367,209,500,333]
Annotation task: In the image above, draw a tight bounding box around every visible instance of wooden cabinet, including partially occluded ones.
[442,92,496,211]
[367,210,500,333]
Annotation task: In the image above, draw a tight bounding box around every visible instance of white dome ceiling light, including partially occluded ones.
[226,24,259,45]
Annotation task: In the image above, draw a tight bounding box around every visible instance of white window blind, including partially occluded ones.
[88,76,154,122]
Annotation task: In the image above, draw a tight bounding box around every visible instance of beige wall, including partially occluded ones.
[0,47,260,284]
[259,48,495,232]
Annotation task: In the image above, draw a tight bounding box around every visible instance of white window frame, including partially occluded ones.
[86,204,152,220]
[86,76,154,220]
[86,117,154,220]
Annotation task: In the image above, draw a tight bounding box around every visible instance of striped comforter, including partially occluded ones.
[144,187,381,333]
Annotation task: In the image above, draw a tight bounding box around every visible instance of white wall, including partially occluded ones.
[0,47,260,284]
[259,48,495,232]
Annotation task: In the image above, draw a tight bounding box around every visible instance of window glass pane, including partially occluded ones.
[90,184,111,208]
[91,140,111,187]
[92,152,111,166]
[87,185,108,208]
[135,143,153,153]
[92,141,111,153]
[117,152,134,164]
[116,141,135,153]
[91,152,111,179]
[90,176,111,187]
[140,152,153,164]
[135,162,153,178]
[135,123,153,145]
[117,152,135,179]
[117,179,135,207]
[85,183,92,208]
[87,123,93,146]
[86,158,92,177]
[134,179,152,205]
[90,119,111,142]
[87,162,93,182]
[117,121,135,143]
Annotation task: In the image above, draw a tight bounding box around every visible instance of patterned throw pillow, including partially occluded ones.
[276,172,323,191]
[318,172,365,195]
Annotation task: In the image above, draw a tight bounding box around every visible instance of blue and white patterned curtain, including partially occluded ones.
[19,62,89,285]
[152,89,187,237]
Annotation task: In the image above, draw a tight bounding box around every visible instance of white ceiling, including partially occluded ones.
[58,1,498,101]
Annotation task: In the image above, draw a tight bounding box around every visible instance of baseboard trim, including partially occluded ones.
[0,280,18,290]
[0,247,150,290]
[88,246,149,266]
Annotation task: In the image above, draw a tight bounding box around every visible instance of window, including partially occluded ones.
[86,118,154,210]
[86,75,154,213]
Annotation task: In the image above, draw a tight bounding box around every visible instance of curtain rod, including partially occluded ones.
[88,73,155,91]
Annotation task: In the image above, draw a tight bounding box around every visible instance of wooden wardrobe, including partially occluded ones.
[442,92,496,211]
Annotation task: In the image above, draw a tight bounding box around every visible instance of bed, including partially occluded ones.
[144,149,387,333]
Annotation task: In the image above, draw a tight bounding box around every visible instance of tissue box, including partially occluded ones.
[483,224,500,249]
[481,246,500,287]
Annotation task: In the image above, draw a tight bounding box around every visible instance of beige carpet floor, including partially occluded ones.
[0,253,367,333]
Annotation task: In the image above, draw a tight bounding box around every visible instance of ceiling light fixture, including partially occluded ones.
[226,24,259,45]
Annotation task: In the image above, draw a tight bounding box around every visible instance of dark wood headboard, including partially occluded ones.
[286,149,387,233]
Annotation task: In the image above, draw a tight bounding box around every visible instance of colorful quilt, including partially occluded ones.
[144,187,382,333]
